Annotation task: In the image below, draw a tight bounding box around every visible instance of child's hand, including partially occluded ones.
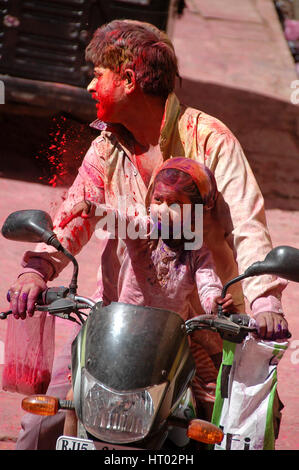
[59,200,95,228]
[214,293,234,314]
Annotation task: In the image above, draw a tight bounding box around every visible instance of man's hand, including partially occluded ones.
[254,311,290,340]
[7,273,47,319]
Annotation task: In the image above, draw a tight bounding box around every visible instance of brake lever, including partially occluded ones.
[36,297,91,324]
[185,314,256,343]
[37,297,77,314]
[214,316,256,343]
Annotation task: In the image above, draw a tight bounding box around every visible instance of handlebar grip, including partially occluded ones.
[36,286,69,306]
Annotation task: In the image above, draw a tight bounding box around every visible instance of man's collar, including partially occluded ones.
[159,92,181,159]
[89,119,108,131]
[89,119,132,142]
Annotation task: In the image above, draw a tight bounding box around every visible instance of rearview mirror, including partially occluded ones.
[221,245,299,302]
[1,209,60,248]
[1,209,78,294]
[244,246,299,283]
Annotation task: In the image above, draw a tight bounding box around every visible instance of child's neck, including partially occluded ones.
[161,237,185,251]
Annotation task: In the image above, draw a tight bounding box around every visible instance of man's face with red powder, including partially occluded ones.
[87,66,126,122]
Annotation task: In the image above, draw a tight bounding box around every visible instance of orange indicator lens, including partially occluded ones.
[22,395,59,416]
[187,419,224,444]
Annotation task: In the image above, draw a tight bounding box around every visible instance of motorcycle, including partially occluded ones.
[1,209,296,451]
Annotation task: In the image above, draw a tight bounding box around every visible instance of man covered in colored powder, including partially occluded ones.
[7,20,289,449]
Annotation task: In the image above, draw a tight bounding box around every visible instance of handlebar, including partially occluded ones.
[1,291,291,341]
[185,312,291,343]
[185,313,256,343]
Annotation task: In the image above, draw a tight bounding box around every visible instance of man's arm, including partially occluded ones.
[8,139,106,318]
[21,139,106,281]
[211,132,286,300]
[205,128,288,338]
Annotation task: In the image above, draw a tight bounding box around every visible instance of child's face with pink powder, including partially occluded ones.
[150,181,194,246]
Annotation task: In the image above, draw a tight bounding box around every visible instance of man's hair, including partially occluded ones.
[85,19,179,99]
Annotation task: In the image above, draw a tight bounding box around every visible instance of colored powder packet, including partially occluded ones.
[2,312,55,395]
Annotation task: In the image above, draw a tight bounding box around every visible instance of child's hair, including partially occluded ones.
[146,157,218,211]
[150,168,204,206]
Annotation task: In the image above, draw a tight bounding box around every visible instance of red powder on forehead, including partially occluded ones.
[35,114,96,188]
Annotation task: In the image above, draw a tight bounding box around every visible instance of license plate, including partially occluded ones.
[56,435,141,451]
[56,436,96,450]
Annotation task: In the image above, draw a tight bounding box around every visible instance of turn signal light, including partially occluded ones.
[22,395,59,416]
[187,419,224,444]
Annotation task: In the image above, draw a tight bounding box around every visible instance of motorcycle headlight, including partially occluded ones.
[81,368,167,443]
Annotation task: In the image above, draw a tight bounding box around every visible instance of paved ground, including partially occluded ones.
[0,0,298,451]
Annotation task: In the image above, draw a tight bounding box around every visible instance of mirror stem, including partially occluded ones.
[45,233,79,295]
[218,273,249,317]
[57,244,79,295]
[221,273,248,298]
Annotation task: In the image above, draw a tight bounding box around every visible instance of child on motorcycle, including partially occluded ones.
[60,157,234,419]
